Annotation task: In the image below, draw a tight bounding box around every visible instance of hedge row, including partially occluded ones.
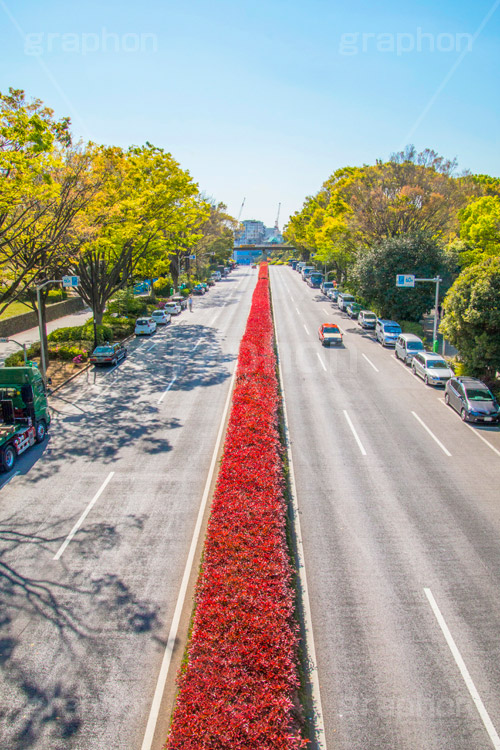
[166,264,305,749]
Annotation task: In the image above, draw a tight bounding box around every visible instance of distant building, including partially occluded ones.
[235,219,284,247]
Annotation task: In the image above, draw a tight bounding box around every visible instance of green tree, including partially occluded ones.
[457,196,500,266]
[351,233,448,321]
[440,257,500,380]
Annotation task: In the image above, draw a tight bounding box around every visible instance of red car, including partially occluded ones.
[318,323,343,347]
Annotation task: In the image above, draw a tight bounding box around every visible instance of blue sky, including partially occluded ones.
[1,0,499,227]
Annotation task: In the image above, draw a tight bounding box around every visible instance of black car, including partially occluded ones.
[444,377,500,423]
[90,343,127,366]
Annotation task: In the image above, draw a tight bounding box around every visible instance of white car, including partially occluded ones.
[164,302,182,316]
[135,317,157,335]
[151,309,171,326]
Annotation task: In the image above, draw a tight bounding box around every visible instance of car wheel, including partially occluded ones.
[444,393,450,405]
[412,365,417,376]
[1,444,16,472]
[35,419,47,443]
[461,408,468,422]
[395,350,399,359]
[111,358,117,366]
[424,374,429,386]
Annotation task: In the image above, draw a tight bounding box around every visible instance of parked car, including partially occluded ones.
[321,281,335,295]
[206,278,215,287]
[135,317,157,335]
[375,319,402,347]
[90,342,127,366]
[346,302,362,319]
[411,352,454,386]
[164,302,182,315]
[301,266,316,281]
[395,333,425,365]
[171,295,188,310]
[358,310,377,329]
[318,323,343,347]
[151,309,171,326]
[337,293,355,312]
[296,262,307,273]
[192,285,205,295]
[327,288,339,303]
[308,272,324,288]
[445,377,500,423]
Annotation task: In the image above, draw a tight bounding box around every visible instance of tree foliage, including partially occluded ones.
[440,257,500,379]
[351,233,448,321]
[457,196,500,267]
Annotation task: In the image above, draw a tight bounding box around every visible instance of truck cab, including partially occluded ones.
[0,365,51,472]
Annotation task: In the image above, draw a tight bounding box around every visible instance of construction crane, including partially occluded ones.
[237,197,246,222]
[274,202,281,231]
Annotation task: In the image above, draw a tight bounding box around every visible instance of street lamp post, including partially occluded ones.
[0,338,27,364]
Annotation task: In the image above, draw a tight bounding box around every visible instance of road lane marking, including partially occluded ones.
[146,342,157,352]
[272,317,328,750]
[316,352,327,371]
[411,411,451,456]
[438,399,500,457]
[393,357,414,377]
[290,294,295,302]
[53,472,114,560]
[424,588,500,749]
[191,338,202,352]
[141,367,237,750]
[343,410,367,456]
[362,353,379,372]
[303,323,310,335]
[295,306,301,316]
[157,376,177,403]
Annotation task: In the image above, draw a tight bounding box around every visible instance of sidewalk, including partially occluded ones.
[0,307,92,365]
[421,312,457,357]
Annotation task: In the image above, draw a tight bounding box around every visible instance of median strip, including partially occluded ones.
[164,263,305,748]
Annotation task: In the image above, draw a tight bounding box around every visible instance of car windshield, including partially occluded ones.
[385,326,401,333]
[364,314,376,319]
[136,319,147,325]
[94,347,112,354]
[324,326,339,332]
[466,388,494,401]
[426,360,448,369]
[407,341,424,350]
[152,311,163,316]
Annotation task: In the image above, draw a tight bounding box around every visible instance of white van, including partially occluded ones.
[395,333,425,365]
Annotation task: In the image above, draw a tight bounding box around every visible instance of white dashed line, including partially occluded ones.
[158,376,177,404]
[316,352,327,371]
[361,353,379,372]
[411,411,451,456]
[438,399,500,457]
[303,324,310,335]
[343,410,367,456]
[295,306,301,316]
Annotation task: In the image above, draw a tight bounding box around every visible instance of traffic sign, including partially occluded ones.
[62,275,79,288]
[396,274,415,287]
[189,255,196,260]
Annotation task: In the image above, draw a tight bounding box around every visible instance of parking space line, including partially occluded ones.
[361,353,379,372]
[316,352,327,371]
[343,410,367,456]
[424,588,500,749]
[53,472,114,560]
[411,411,451,456]
[303,324,310,335]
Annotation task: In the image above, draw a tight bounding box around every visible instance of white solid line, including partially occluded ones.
[146,342,157,352]
[303,323,310,335]
[343,410,367,456]
[141,367,237,750]
[157,376,177,404]
[411,411,451,456]
[272,308,328,750]
[424,588,500,749]
[394,357,414,377]
[316,352,327,371]
[362,353,379,372]
[438,400,500,457]
[53,472,114,560]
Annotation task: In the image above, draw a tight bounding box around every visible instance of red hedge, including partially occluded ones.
[166,264,305,749]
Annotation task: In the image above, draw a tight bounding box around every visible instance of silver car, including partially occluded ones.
[411,351,454,386]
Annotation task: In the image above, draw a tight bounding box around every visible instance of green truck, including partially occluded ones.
[0,365,51,472]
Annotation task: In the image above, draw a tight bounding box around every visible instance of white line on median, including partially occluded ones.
[343,410,367,456]
[303,323,310,335]
[362,353,379,372]
[53,472,114,560]
[157,376,177,404]
[141,367,237,750]
[424,588,500,749]
[316,352,327,371]
[411,411,451,456]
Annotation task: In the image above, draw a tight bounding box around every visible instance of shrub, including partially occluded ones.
[4,351,25,366]
[398,320,428,343]
[153,276,173,296]
[48,326,85,342]
[108,289,147,316]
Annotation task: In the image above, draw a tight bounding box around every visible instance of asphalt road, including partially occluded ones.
[0,268,256,750]
[271,266,500,750]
